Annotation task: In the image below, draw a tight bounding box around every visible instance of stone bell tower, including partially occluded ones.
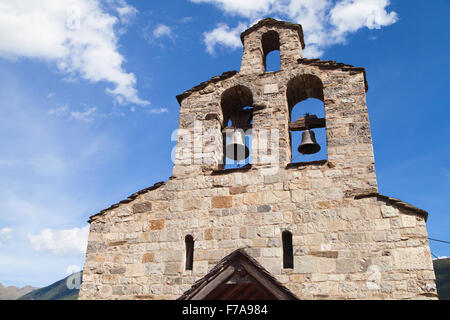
[80,18,437,300]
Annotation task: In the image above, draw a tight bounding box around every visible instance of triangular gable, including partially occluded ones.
[178,249,298,300]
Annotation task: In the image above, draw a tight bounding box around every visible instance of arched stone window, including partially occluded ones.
[185,235,194,271]
[220,85,254,169]
[282,231,293,269]
[261,30,280,72]
[286,74,327,163]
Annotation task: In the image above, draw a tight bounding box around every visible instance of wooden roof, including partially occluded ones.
[178,249,299,300]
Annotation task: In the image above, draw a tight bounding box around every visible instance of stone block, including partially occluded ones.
[336,259,357,273]
[294,256,315,274]
[212,196,233,208]
[126,264,145,277]
[381,205,398,218]
[229,186,247,195]
[401,215,416,228]
[204,228,213,240]
[149,219,165,230]
[374,219,390,230]
[133,202,152,214]
[392,248,431,270]
[340,207,361,220]
[164,262,182,275]
[257,205,271,213]
[142,253,155,264]
[243,193,260,205]
[315,257,336,273]
[263,84,279,94]
[110,266,126,274]
[291,190,305,202]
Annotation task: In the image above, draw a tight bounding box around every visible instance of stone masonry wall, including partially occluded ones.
[79,165,436,300]
[172,63,377,195]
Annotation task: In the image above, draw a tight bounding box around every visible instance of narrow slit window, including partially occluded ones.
[282,231,293,269]
[185,235,194,271]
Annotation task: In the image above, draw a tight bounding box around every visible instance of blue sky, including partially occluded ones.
[0,0,449,288]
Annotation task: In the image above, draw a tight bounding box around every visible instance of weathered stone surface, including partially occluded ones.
[294,256,315,273]
[133,202,152,214]
[264,84,279,94]
[212,196,233,208]
[229,186,247,195]
[149,220,165,230]
[142,253,155,264]
[392,248,432,270]
[381,205,398,218]
[257,205,271,213]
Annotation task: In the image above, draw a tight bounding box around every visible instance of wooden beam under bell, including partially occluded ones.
[289,114,325,131]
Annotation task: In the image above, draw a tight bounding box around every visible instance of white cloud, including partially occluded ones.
[203,23,248,55]
[27,225,89,256]
[0,0,148,106]
[191,0,398,57]
[181,17,193,23]
[48,104,70,117]
[191,0,278,19]
[114,2,138,25]
[70,107,97,123]
[153,24,174,39]
[0,228,13,246]
[330,0,398,35]
[148,107,169,114]
[48,104,99,122]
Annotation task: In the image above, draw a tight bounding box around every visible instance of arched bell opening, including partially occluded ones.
[262,30,280,72]
[286,74,327,163]
[220,85,254,169]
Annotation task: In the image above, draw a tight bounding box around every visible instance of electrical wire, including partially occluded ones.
[428,237,450,245]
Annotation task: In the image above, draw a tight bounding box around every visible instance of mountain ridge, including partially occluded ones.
[18,271,82,300]
[0,283,38,300]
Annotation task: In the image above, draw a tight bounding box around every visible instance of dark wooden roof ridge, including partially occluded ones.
[211,164,252,175]
[240,17,305,49]
[176,71,238,105]
[88,181,166,223]
[178,248,299,300]
[298,58,369,92]
[176,58,368,106]
[354,192,429,221]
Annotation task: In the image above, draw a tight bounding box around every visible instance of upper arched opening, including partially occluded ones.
[286,74,324,114]
[261,30,280,72]
[221,85,254,128]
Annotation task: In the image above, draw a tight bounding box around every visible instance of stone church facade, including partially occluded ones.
[79,18,437,300]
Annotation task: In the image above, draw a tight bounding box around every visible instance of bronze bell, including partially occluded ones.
[225,130,249,161]
[298,129,321,155]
